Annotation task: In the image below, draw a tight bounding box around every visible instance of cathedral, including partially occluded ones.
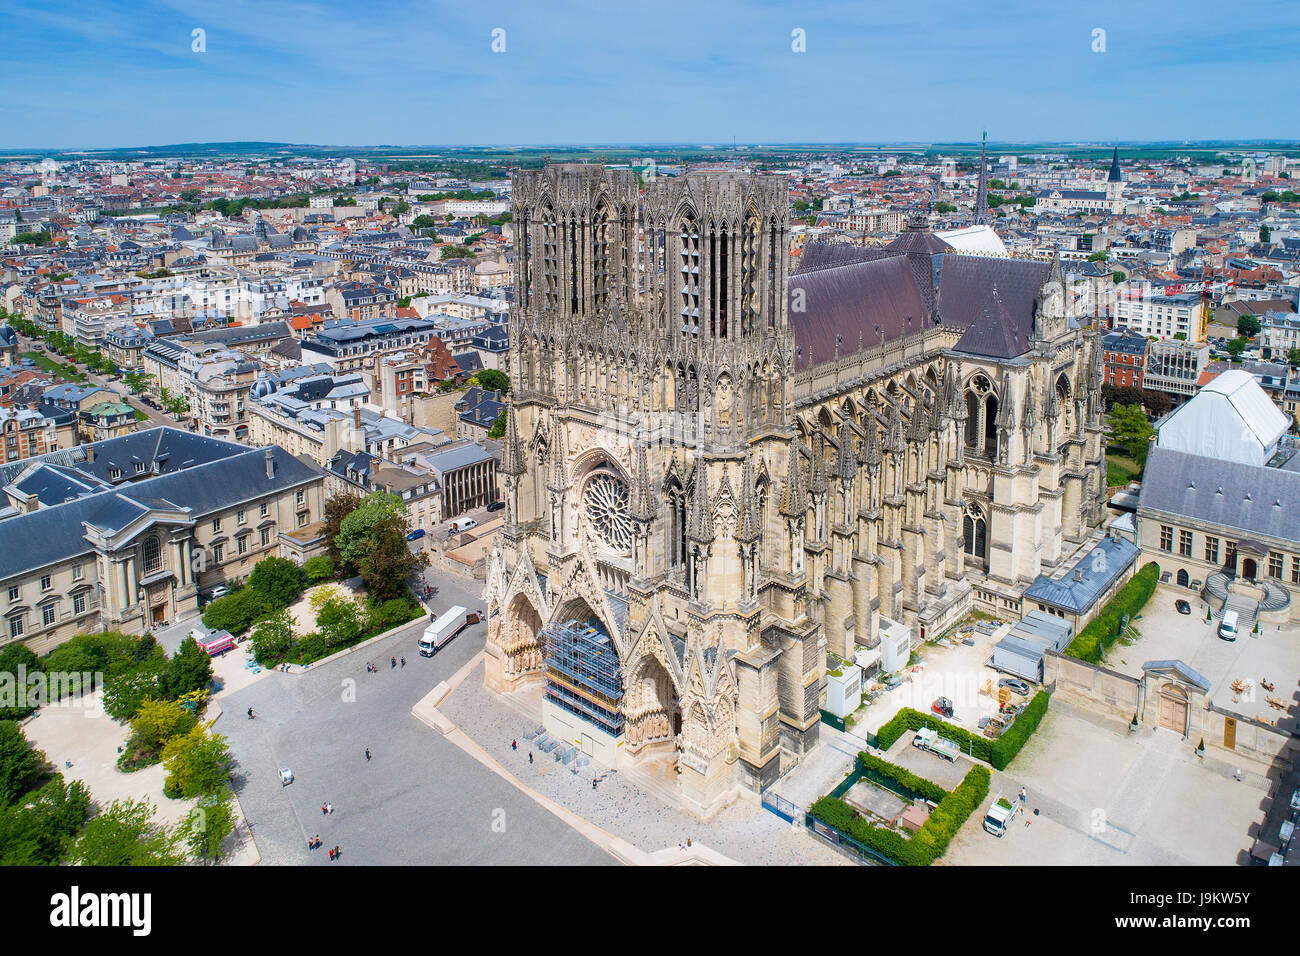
[483,162,1106,817]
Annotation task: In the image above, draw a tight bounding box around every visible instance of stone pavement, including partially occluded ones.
[434,659,848,866]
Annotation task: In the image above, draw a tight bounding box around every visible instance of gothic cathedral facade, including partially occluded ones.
[484,163,1106,817]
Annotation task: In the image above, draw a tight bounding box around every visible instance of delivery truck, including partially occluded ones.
[418,605,470,657]
[983,794,1020,836]
[912,726,961,761]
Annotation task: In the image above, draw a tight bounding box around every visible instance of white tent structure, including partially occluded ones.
[934,224,1008,256]
[1155,370,1290,467]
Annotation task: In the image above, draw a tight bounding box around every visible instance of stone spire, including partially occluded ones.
[548,415,567,490]
[885,401,906,454]
[1107,145,1122,183]
[907,398,930,444]
[861,419,883,467]
[974,131,991,226]
[810,430,829,494]
[686,456,714,543]
[836,419,857,479]
[501,409,525,477]
[631,441,657,522]
[949,362,968,422]
[779,441,807,517]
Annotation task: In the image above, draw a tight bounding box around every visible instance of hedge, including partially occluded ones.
[809,764,991,865]
[874,696,1051,772]
[1064,561,1159,663]
[994,691,1049,770]
[857,752,948,804]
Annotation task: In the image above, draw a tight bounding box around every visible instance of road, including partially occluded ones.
[17,331,183,429]
[205,569,614,865]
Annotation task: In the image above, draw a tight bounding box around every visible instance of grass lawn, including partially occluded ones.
[1106,450,1141,487]
[21,351,86,383]
[133,408,149,421]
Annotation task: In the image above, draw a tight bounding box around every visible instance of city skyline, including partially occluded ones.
[2,0,1297,150]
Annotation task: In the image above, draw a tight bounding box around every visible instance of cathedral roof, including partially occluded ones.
[952,285,1031,359]
[936,254,1051,342]
[787,254,929,371]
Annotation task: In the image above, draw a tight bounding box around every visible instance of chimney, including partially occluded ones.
[353,406,362,429]
[1074,568,1084,582]
[86,444,95,463]
[265,447,274,479]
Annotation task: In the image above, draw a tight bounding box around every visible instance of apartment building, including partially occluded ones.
[300,315,440,373]
[1115,290,1208,341]
[1102,331,1148,388]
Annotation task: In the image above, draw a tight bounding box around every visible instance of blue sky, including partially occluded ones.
[0,0,1296,149]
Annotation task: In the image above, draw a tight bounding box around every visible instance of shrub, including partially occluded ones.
[365,596,421,634]
[161,637,213,699]
[317,597,362,647]
[247,556,305,609]
[202,588,273,636]
[0,644,39,720]
[303,555,335,584]
[1065,561,1159,663]
[128,698,197,753]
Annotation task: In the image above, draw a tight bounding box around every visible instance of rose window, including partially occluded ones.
[583,471,634,553]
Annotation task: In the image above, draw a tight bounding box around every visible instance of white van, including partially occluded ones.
[419,605,469,657]
[1218,609,1239,642]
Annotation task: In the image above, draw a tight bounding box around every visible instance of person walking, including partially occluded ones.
[321,803,328,816]
[400,657,406,668]
[328,847,336,862]
[247,706,254,719]
[365,747,372,762]
[511,739,518,751]
[1018,786,1027,806]
[333,845,340,861]
[390,656,396,669]
[528,752,533,764]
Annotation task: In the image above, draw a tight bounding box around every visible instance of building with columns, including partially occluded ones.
[0,428,326,652]
[483,163,1106,818]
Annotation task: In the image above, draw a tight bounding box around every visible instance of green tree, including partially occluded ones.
[128,698,197,753]
[1106,404,1154,469]
[323,492,362,571]
[178,786,237,864]
[488,410,507,439]
[162,725,232,799]
[161,636,213,699]
[1237,314,1261,338]
[67,798,185,866]
[476,368,510,394]
[0,776,90,865]
[0,721,46,805]
[1260,225,1272,243]
[123,371,152,394]
[0,644,39,720]
[1226,337,1247,359]
[1287,348,1300,367]
[316,597,362,647]
[202,588,273,635]
[302,555,335,583]
[248,608,294,665]
[247,556,305,608]
[1087,250,1109,262]
[102,656,167,721]
[337,492,407,567]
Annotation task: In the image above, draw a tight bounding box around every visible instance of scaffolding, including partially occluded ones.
[543,618,625,737]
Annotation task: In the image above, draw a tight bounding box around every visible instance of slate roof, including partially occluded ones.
[936,254,1051,335]
[953,286,1031,359]
[0,439,322,579]
[1022,535,1140,614]
[1137,445,1300,545]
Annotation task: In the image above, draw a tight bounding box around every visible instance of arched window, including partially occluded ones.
[142,536,162,574]
[962,504,987,562]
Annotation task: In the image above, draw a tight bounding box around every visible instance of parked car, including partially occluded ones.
[998,677,1031,696]
[406,528,426,541]
[1175,599,1191,615]
[207,585,230,601]
[932,697,954,718]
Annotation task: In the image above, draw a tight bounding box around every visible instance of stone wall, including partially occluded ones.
[1045,649,1140,720]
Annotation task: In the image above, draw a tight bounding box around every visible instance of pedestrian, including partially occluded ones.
[391,656,396,669]
[333,845,340,861]
[321,803,328,815]
[247,706,254,719]
[1018,786,1026,805]
[326,802,333,815]
[528,752,533,764]
[314,834,321,849]
[400,657,406,668]
[511,739,518,751]
[592,779,598,790]
[686,837,692,848]
[328,847,336,861]
[365,748,372,762]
